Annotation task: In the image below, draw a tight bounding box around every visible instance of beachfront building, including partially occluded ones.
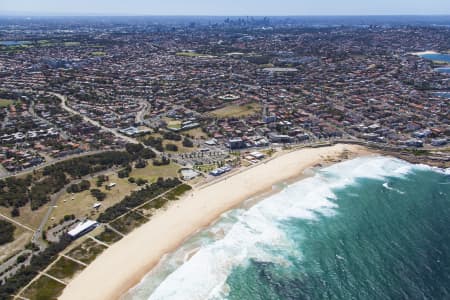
[67,220,98,239]
[228,137,246,150]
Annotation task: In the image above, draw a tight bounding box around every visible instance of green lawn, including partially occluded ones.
[21,275,66,300]
[91,51,106,56]
[176,52,204,57]
[164,184,192,201]
[94,227,123,245]
[0,99,14,108]
[110,211,148,235]
[47,256,85,281]
[210,103,261,119]
[63,41,80,47]
[130,162,180,182]
[66,238,107,264]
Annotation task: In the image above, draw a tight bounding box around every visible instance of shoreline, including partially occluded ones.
[410,50,439,56]
[59,144,372,300]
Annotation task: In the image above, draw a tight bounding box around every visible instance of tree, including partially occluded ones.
[182,137,194,148]
[141,148,156,159]
[11,207,20,217]
[118,164,132,178]
[79,180,91,191]
[135,159,148,169]
[96,175,108,187]
[163,131,182,141]
[165,143,178,152]
[90,189,107,201]
[136,178,148,186]
[153,157,170,166]
[125,143,144,157]
[0,220,15,245]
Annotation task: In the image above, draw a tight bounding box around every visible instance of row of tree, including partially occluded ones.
[66,180,91,194]
[0,150,134,212]
[0,236,72,298]
[98,177,181,223]
[0,220,15,246]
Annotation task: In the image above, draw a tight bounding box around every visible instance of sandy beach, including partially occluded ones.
[59,144,371,300]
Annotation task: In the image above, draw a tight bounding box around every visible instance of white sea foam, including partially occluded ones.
[382,182,405,194]
[142,156,419,300]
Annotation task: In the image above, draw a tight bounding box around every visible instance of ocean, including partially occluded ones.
[434,68,450,74]
[419,53,450,63]
[125,156,450,300]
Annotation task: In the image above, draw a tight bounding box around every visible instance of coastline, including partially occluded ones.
[410,50,439,56]
[59,144,372,300]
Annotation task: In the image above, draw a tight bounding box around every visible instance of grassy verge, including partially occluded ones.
[66,239,107,264]
[0,99,14,108]
[46,256,85,281]
[110,211,148,235]
[164,184,192,200]
[176,52,204,57]
[94,227,122,245]
[130,162,180,182]
[209,102,261,119]
[21,275,66,300]
[141,197,169,215]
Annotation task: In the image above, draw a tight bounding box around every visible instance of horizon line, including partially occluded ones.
[1,13,450,18]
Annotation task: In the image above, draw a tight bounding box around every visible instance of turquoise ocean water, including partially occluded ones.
[125,156,450,300]
[419,53,450,74]
[420,53,450,63]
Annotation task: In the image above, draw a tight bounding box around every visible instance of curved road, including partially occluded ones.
[51,93,139,145]
[0,149,122,180]
[51,93,162,156]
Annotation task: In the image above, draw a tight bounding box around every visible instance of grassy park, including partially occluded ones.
[210,102,261,119]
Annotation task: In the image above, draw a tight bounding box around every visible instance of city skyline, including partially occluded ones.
[2,0,450,16]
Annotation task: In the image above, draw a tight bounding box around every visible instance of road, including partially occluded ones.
[136,100,151,124]
[29,100,70,140]
[0,149,122,180]
[51,92,139,145]
[31,166,120,249]
[0,249,33,284]
[0,213,35,233]
[51,92,162,156]
[50,93,161,155]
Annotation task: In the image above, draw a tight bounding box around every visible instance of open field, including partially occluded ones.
[0,204,46,260]
[162,139,196,153]
[94,227,122,245]
[0,227,32,263]
[162,117,182,130]
[110,211,148,235]
[91,51,106,56]
[194,163,217,173]
[176,52,205,57]
[66,238,107,265]
[130,162,180,182]
[138,197,168,217]
[0,203,47,230]
[164,184,192,201]
[209,102,261,118]
[183,127,208,139]
[138,131,196,153]
[21,274,66,300]
[63,42,80,46]
[0,99,14,107]
[47,256,85,282]
[47,174,139,230]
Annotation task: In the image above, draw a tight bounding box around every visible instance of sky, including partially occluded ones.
[1,0,450,16]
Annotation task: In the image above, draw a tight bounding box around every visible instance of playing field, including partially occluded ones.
[210,102,261,119]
